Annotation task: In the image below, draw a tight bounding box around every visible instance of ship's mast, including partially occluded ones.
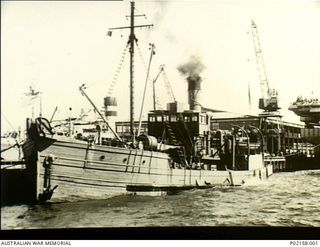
[109,2,153,143]
[129,1,135,143]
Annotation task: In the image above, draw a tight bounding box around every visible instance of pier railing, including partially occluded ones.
[264,155,286,173]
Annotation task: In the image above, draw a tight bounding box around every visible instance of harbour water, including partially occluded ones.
[1,169,320,229]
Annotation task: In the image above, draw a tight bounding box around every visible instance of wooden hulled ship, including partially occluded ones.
[21,2,274,203]
[22,109,273,202]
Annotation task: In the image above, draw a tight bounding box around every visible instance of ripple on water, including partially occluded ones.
[2,169,320,229]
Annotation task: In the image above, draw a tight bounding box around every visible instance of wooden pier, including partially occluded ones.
[211,114,320,171]
[264,156,286,173]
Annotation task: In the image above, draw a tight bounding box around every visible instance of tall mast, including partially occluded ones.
[109,1,153,143]
[129,1,135,143]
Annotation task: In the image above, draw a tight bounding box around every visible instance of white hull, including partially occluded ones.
[36,137,273,201]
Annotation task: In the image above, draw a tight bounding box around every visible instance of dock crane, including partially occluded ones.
[251,20,280,113]
[152,64,176,111]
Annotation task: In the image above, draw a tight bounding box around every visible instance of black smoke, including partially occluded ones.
[177,55,206,78]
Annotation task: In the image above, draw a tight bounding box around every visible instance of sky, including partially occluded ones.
[1,0,320,133]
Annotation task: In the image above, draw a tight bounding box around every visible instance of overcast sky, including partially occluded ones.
[1,0,320,133]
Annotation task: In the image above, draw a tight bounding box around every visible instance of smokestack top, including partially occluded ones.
[187,74,201,81]
[187,75,202,90]
[177,55,205,112]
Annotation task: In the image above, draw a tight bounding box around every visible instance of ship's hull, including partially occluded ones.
[30,137,273,201]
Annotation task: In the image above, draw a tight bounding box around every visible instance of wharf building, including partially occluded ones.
[210,114,307,156]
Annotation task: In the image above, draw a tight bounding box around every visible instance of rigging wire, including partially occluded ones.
[84,42,129,96]
[107,42,130,97]
[137,43,155,136]
[155,95,163,110]
[135,40,162,110]
[135,40,147,73]
[1,112,18,133]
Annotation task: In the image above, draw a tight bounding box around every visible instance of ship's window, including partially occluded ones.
[184,116,190,122]
[116,126,123,133]
[192,115,198,122]
[149,115,156,122]
[156,115,162,122]
[100,155,105,161]
[200,115,206,124]
[163,115,169,122]
[123,158,127,163]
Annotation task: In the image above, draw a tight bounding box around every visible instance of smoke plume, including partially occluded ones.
[177,55,206,77]
[152,1,169,28]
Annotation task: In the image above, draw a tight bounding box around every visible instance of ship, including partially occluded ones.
[21,2,276,203]
[287,96,320,170]
[289,96,320,128]
[288,96,320,148]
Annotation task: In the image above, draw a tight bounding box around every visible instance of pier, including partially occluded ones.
[211,113,320,171]
[1,129,41,206]
[210,114,304,155]
[1,159,38,206]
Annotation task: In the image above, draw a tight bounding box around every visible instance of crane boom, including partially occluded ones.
[251,20,280,112]
[161,65,176,103]
[152,65,176,111]
[251,20,269,100]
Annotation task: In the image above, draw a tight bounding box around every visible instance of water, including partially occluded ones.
[1,170,320,229]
